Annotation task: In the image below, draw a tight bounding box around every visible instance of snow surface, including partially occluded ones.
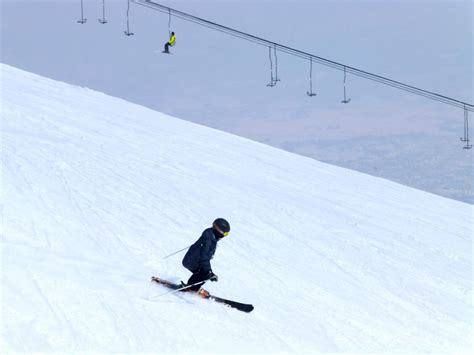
[1,64,473,353]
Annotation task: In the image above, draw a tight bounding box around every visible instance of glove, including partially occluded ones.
[208,271,218,282]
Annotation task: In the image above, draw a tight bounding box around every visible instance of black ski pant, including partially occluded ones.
[164,42,171,53]
[187,269,209,291]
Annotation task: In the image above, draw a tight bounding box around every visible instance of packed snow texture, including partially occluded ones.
[1,64,473,353]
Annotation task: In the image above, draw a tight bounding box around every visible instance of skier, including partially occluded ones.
[182,218,230,296]
[163,32,176,54]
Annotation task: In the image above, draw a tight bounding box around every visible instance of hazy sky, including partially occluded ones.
[1,0,473,202]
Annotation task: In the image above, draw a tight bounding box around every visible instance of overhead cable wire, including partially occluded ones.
[132,0,473,113]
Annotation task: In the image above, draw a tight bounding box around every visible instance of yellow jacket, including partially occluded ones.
[169,34,176,46]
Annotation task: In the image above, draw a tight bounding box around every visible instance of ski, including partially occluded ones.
[151,276,254,313]
[153,50,173,55]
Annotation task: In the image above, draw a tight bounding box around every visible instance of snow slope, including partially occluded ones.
[1,64,472,353]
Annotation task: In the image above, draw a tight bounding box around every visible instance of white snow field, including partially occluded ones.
[1,63,473,354]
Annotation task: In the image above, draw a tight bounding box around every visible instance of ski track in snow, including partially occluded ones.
[1,64,473,353]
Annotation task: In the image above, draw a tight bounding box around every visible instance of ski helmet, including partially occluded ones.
[213,218,230,236]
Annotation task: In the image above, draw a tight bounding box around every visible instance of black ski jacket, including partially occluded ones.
[182,228,218,274]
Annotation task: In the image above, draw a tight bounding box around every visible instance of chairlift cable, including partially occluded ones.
[77,0,87,24]
[267,46,275,87]
[168,8,172,36]
[124,0,134,35]
[132,0,473,113]
[128,0,472,147]
[307,57,316,97]
[273,44,280,83]
[99,0,108,24]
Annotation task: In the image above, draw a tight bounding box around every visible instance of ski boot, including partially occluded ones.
[197,288,210,298]
[180,281,193,292]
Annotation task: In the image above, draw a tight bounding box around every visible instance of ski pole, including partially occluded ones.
[150,279,210,299]
[163,245,190,260]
